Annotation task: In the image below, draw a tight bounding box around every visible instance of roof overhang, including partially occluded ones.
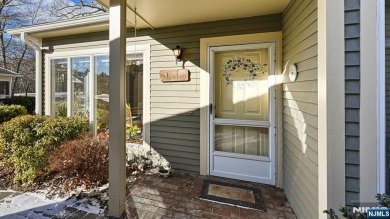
[7,14,110,39]
[0,73,22,78]
[7,0,289,39]
[0,67,23,77]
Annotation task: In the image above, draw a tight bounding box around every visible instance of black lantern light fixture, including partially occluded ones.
[173,45,182,64]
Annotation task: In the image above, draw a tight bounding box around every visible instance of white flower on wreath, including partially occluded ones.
[222,57,268,86]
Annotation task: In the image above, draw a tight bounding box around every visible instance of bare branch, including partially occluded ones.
[50,0,107,19]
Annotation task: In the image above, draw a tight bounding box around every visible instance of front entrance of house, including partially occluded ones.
[209,43,276,185]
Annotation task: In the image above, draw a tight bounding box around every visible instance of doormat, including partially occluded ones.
[200,180,266,211]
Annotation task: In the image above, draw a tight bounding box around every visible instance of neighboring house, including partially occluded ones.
[0,67,22,99]
[6,0,389,218]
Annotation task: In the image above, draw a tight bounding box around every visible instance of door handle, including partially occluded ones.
[209,103,213,114]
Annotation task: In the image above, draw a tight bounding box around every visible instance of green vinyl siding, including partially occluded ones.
[282,0,318,218]
[345,0,361,204]
[43,14,282,173]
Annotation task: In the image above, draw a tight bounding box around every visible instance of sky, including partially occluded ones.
[71,0,95,4]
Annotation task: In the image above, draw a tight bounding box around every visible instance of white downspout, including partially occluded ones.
[20,32,42,115]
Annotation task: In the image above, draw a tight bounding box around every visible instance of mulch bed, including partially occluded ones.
[0,165,139,196]
[0,166,16,189]
[0,165,147,216]
[0,166,92,193]
[0,166,42,192]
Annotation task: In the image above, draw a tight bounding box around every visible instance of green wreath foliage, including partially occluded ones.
[222,57,267,85]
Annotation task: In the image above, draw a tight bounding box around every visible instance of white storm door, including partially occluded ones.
[209,43,276,185]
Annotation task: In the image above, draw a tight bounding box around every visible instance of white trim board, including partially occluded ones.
[360,0,381,201]
[377,0,386,194]
[317,0,345,217]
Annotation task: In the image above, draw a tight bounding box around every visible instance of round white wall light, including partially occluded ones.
[288,64,298,82]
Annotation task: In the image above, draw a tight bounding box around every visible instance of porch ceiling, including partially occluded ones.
[98,0,289,29]
[7,0,289,39]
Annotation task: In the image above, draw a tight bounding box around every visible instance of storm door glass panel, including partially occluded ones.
[126,54,143,143]
[214,48,269,156]
[52,59,68,116]
[95,55,109,133]
[215,125,269,156]
[72,57,90,117]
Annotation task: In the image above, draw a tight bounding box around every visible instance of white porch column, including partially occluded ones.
[360,0,385,200]
[9,78,12,98]
[318,0,345,217]
[108,0,127,217]
[20,33,42,115]
[35,47,42,115]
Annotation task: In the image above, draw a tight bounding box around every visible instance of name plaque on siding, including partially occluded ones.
[159,69,190,82]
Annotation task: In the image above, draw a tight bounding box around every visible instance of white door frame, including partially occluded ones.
[208,42,277,185]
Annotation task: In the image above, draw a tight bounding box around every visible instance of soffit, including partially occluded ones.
[8,0,289,39]
[32,22,109,39]
[99,0,289,29]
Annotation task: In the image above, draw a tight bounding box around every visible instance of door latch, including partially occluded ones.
[209,103,213,114]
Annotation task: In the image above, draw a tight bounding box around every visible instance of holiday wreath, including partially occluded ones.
[222,57,267,86]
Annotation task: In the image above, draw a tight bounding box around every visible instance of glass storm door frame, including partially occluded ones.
[208,42,276,185]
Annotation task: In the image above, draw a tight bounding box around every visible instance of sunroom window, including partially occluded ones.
[126,54,143,143]
[95,55,110,133]
[72,57,90,117]
[51,59,67,116]
[51,53,145,144]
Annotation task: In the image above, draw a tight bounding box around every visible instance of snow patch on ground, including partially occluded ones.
[70,197,102,214]
[0,189,104,218]
[0,191,59,216]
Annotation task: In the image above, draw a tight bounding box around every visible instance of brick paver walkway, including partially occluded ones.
[126,173,296,219]
[0,172,296,219]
